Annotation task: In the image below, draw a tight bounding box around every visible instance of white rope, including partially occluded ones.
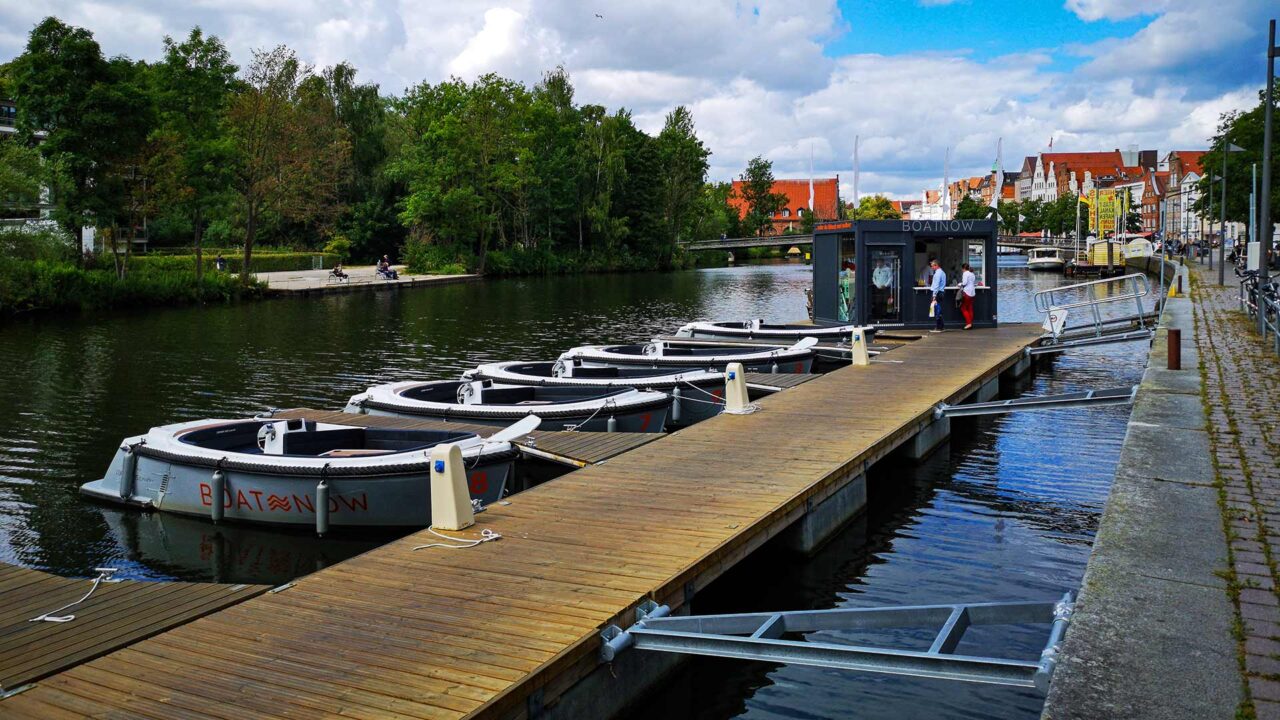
[29,568,117,623]
[723,402,762,415]
[413,527,502,551]
[681,380,726,404]
[565,398,615,432]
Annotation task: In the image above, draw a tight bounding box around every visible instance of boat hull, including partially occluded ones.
[81,439,514,529]
[1027,259,1065,272]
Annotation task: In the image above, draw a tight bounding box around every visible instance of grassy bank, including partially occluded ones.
[0,258,261,315]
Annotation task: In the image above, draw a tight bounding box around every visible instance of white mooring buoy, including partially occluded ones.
[723,362,752,414]
[430,443,475,531]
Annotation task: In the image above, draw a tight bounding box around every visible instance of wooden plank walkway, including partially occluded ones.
[0,324,1042,719]
[0,563,267,694]
[271,409,663,468]
[741,372,822,392]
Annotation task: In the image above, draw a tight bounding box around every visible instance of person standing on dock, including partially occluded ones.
[929,259,946,333]
[959,262,976,330]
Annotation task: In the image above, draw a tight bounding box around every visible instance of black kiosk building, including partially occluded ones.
[811,219,999,329]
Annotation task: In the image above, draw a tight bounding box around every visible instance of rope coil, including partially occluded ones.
[29,568,118,623]
[413,527,502,551]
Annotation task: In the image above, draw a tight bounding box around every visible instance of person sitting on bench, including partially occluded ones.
[330,264,349,282]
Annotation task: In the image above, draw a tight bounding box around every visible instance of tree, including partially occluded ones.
[227,45,350,283]
[995,199,1020,234]
[0,140,43,210]
[12,17,110,253]
[847,195,901,220]
[737,156,786,237]
[655,106,710,266]
[954,195,988,220]
[149,27,238,282]
[1192,80,1279,226]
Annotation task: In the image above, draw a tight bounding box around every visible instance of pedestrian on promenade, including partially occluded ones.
[214,254,227,272]
[929,259,946,333]
[959,262,976,330]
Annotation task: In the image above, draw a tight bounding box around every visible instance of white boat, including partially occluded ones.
[462,361,727,427]
[1027,246,1067,272]
[347,380,672,433]
[81,416,529,530]
[559,337,818,374]
[674,319,873,344]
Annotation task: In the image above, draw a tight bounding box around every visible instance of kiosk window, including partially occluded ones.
[968,242,986,285]
[868,247,901,323]
[914,237,968,286]
[839,233,856,322]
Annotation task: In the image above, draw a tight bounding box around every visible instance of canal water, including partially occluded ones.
[0,260,1148,719]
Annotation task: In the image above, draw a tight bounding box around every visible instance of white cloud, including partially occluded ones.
[0,0,1263,198]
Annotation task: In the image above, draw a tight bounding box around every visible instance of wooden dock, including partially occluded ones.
[0,563,267,696]
[0,324,1042,719]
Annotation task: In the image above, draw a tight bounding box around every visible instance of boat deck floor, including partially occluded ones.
[272,409,664,468]
[0,324,1043,719]
[0,563,267,696]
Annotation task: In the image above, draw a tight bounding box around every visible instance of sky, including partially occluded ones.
[0,0,1271,200]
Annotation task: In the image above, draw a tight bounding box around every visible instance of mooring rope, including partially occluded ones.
[29,568,118,623]
[413,527,502,551]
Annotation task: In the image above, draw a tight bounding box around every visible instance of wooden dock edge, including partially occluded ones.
[472,328,1042,720]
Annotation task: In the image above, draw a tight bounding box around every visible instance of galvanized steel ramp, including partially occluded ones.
[0,563,267,696]
[0,324,1044,719]
[271,408,663,467]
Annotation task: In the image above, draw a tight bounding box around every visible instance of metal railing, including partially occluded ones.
[1034,273,1152,342]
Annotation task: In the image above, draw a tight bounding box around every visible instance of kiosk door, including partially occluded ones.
[867,246,903,324]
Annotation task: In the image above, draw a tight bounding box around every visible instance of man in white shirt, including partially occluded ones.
[929,259,946,332]
[959,262,977,329]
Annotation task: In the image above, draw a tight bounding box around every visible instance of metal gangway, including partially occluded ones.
[1032,273,1154,355]
[601,595,1074,693]
[936,385,1138,418]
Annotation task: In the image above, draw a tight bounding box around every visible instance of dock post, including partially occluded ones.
[430,443,474,531]
[1168,328,1182,370]
[850,327,870,366]
[724,362,751,414]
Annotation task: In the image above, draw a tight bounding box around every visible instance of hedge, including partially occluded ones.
[128,252,339,274]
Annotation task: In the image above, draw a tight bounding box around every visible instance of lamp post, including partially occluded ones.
[1260,19,1277,334]
[1220,141,1247,284]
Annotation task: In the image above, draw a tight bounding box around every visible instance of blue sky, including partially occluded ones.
[0,0,1267,197]
[828,1,1153,73]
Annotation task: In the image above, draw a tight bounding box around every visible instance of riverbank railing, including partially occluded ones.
[1034,273,1152,343]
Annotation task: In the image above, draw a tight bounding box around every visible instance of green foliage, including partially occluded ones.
[323,236,352,262]
[128,252,336,273]
[953,195,990,220]
[848,195,902,220]
[0,256,257,314]
[402,229,470,274]
[0,226,75,262]
[737,156,787,236]
[1192,80,1279,224]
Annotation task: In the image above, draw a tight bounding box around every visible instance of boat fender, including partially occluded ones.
[316,465,331,537]
[671,386,682,424]
[119,444,139,500]
[210,463,227,524]
[607,415,617,433]
[770,361,779,374]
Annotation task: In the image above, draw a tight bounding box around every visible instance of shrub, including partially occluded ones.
[323,236,352,263]
[0,225,75,262]
[128,252,337,274]
[0,257,259,315]
[402,229,471,274]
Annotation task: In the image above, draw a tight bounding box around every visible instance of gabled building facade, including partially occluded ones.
[729,177,840,235]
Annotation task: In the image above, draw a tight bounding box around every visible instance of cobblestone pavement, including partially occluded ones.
[1193,270,1280,719]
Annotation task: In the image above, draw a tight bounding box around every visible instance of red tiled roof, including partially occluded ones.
[729,178,839,220]
[1174,151,1206,176]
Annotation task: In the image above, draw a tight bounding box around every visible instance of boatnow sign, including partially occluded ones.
[901,220,980,232]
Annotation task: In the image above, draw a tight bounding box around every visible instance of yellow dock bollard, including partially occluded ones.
[850,327,870,366]
[430,443,474,531]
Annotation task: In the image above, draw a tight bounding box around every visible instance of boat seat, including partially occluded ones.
[320,449,394,457]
